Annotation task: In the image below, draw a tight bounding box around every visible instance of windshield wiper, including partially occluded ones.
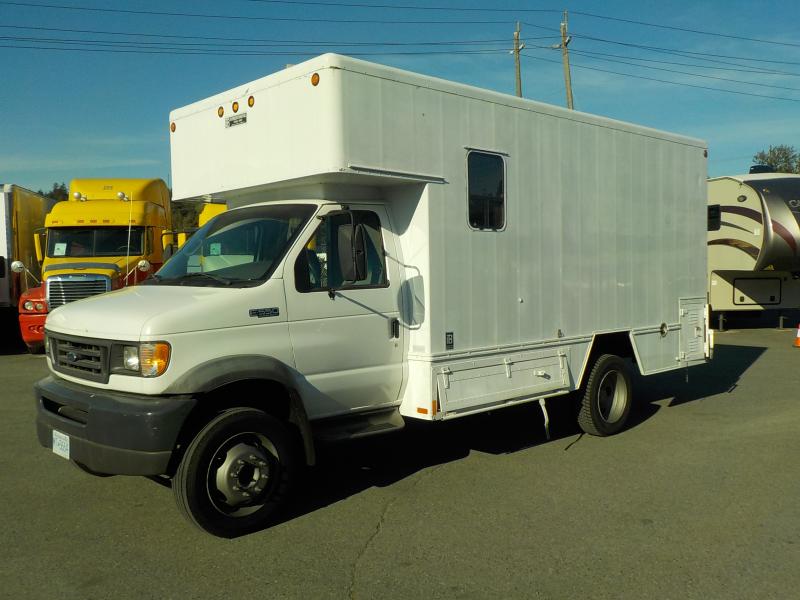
[168,272,235,286]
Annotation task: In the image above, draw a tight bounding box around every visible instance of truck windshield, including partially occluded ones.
[151,204,315,287]
[47,227,145,258]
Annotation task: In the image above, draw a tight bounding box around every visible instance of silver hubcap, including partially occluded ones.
[596,370,627,424]
[208,435,278,516]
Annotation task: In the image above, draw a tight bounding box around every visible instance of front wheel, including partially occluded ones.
[173,407,298,537]
[577,354,633,436]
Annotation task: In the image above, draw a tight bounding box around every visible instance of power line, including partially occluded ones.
[0,25,559,48]
[570,10,800,49]
[0,41,511,57]
[241,0,559,12]
[0,1,515,24]
[542,46,800,92]
[521,52,800,103]
[568,32,800,67]
[565,47,800,78]
[235,1,800,50]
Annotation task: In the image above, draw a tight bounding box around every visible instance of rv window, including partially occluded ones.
[295,210,387,293]
[468,151,505,231]
[708,204,721,231]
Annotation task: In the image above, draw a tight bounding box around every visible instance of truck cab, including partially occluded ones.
[17,178,171,352]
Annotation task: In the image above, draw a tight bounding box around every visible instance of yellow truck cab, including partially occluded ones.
[17,178,171,351]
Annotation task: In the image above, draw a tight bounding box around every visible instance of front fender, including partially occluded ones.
[163,354,300,395]
[165,355,316,465]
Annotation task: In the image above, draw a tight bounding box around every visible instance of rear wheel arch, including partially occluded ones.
[577,331,635,390]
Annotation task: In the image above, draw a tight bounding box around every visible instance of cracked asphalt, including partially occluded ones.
[1,322,799,599]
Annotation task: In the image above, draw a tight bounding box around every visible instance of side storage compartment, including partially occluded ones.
[436,350,569,416]
[679,296,707,366]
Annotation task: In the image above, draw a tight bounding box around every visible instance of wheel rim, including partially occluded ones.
[596,369,627,424]
[206,432,280,517]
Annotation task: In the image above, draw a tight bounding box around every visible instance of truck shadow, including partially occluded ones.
[274,342,765,530]
[0,309,26,355]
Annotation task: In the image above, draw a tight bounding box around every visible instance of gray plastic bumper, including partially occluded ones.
[35,375,196,476]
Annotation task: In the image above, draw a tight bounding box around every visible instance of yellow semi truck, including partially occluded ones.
[1,184,58,316]
[15,178,171,352]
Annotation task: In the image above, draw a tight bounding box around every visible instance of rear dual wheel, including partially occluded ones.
[173,408,298,538]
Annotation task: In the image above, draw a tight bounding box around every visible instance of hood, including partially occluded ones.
[45,283,255,339]
[43,255,144,281]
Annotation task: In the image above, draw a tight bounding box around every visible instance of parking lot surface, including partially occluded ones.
[1,325,798,599]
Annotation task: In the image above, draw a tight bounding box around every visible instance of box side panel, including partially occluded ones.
[421,90,707,362]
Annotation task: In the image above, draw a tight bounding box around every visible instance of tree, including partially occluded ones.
[37,182,68,201]
[171,201,203,231]
[752,145,800,174]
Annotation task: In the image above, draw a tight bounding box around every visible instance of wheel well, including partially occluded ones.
[579,332,635,389]
[168,378,306,476]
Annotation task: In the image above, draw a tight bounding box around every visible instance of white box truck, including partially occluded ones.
[707,173,800,326]
[34,54,711,537]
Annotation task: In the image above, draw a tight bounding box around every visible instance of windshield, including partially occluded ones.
[47,227,145,258]
[151,204,315,287]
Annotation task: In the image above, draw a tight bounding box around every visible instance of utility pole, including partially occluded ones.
[560,10,575,109]
[513,21,524,97]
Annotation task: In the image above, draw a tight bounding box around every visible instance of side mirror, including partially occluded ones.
[137,259,151,273]
[11,260,26,274]
[337,223,366,282]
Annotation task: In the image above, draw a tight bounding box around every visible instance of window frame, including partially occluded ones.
[466,149,507,232]
[294,209,390,294]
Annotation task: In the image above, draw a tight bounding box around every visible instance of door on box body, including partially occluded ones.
[285,205,404,417]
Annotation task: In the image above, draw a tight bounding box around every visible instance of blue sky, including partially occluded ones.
[1,0,799,193]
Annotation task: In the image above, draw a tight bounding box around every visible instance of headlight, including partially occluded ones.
[113,342,171,377]
[35,302,45,311]
[123,346,140,371]
[23,300,34,311]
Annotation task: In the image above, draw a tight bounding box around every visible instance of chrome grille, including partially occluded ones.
[50,334,110,383]
[47,275,111,308]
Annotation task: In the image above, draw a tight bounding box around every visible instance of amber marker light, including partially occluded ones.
[218,106,224,118]
[140,342,171,377]
[170,122,176,132]
[311,72,320,86]
[232,101,239,113]
[248,95,255,107]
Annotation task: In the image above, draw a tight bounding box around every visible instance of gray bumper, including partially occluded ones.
[35,376,196,476]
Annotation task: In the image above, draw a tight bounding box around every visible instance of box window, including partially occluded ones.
[468,151,505,230]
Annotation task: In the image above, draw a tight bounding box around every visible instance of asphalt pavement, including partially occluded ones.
[0,324,798,599]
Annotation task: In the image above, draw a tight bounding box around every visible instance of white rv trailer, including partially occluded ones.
[35,54,710,537]
[707,174,800,322]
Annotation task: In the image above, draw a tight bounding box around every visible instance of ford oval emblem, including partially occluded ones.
[66,351,78,362]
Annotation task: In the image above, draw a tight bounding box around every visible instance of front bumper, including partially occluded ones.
[35,375,196,476]
[19,312,46,347]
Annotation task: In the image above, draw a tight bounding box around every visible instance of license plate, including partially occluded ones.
[52,430,70,460]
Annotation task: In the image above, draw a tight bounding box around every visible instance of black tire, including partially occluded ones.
[577,354,632,436]
[173,407,298,538]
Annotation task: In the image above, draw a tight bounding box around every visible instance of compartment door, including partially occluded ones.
[679,297,707,365]
[436,352,568,416]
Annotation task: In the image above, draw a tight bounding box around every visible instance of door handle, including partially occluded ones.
[389,318,400,339]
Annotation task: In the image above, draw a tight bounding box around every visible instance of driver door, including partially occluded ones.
[285,205,404,419]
